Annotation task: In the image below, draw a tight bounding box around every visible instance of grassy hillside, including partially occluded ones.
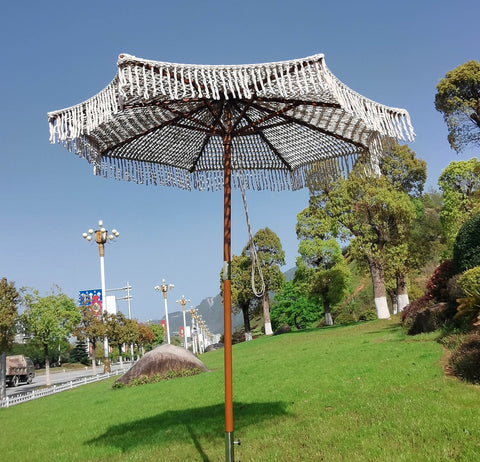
[1,319,479,461]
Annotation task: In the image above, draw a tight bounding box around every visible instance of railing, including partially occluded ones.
[1,368,126,408]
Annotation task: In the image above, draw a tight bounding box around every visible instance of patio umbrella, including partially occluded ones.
[48,52,414,461]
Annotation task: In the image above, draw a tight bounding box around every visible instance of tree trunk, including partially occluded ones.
[0,352,6,400]
[367,257,390,319]
[91,343,97,374]
[44,345,51,386]
[323,298,334,326]
[242,306,252,341]
[118,345,123,367]
[389,291,398,315]
[396,273,410,312]
[262,292,273,336]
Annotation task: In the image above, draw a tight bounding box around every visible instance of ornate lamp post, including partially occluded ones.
[82,220,119,372]
[176,295,190,350]
[154,279,174,344]
[189,308,197,355]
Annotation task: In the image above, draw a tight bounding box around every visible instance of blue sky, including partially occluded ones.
[1,0,478,326]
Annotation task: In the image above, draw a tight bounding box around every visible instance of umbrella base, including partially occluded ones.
[225,432,240,462]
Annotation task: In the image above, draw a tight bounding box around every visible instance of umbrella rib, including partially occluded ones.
[231,98,255,132]
[189,133,213,173]
[203,99,226,133]
[230,101,293,171]
[135,100,220,133]
[256,97,341,109]
[100,103,219,155]
[234,101,301,136]
[189,101,227,172]
[189,99,227,173]
[249,100,368,151]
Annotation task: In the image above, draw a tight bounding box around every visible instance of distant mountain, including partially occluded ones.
[156,268,295,336]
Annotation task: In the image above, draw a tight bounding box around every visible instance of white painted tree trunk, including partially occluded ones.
[264,322,273,336]
[325,312,333,326]
[375,296,391,319]
[245,331,253,341]
[397,293,410,312]
[263,292,273,336]
[397,274,410,312]
[367,257,391,319]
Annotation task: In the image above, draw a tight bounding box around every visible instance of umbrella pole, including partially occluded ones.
[223,114,235,462]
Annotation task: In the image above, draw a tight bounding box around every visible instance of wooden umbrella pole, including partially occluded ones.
[223,106,235,462]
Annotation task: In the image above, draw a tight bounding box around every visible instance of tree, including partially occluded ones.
[221,228,285,340]
[123,318,139,360]
[306,166,416,319]
[271,281,319,330]
[70,340,89,365]
[453,212,480,273]
[379,140,427,198]
[22,290,80,386]
[74,304,105,374]
[438,158,480,254]
[435,60,480,153]
[0,278,19,399]
[303,142,425,316]
[378,141,428,311]
[226,254,256,341]
[105,312,130,366]
[246,228,286,336]
[295,238,351,325]
[149,323,165,347]
[136,322,160,355]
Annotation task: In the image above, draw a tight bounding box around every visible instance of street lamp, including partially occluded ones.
[82,220,119,372]
[176,295,190,349]
[154,279,174,344]
[189,308,197,355]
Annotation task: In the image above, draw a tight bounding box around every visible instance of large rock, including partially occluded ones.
[274,324,291,335]
[407,302,449,335]
[205,342,224,352]
[116,344,209,385]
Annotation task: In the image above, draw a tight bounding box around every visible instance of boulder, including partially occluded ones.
[204,342,224,352]
[116,344,209,385]
[274,324,291,335]
[408,302,449,335]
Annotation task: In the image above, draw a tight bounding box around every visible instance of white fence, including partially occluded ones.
[1,369,125,409]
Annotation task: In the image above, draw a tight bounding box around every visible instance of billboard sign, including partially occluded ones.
[78,289,102,318]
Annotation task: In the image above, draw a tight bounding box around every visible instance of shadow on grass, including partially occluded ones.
[86,401,288,460]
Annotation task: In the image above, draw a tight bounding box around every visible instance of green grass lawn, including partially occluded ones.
[1,318,480,461]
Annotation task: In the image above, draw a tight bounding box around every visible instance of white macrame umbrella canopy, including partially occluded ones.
[48,53,414,462]
[48,53,414,191]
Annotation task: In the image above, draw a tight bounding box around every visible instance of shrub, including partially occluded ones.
[358,309,377,321]
[437,331,469,351]
[334,311,357,325]
[426,259,456,302]
[401,294,434,328]
[457,266,480,295]
[112,368,202,388]
[453,213,480,273]
[455,266,480,325]
[448,334,480,383]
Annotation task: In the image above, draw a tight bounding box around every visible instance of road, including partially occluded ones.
[6,362,130,398]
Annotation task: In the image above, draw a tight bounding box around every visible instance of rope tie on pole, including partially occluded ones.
[239,169,265,297]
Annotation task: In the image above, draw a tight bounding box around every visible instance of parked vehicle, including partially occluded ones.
[6,355,35,387]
